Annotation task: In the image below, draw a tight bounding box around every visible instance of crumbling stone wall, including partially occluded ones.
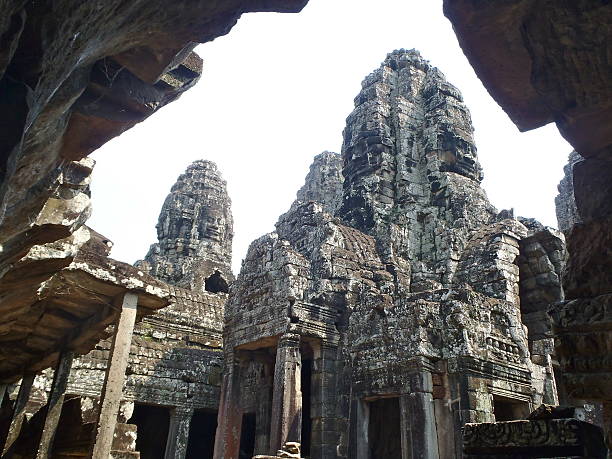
[65,287,224,410]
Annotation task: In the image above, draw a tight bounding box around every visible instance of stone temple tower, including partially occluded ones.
[214,50,565,459]
[137,159,234,293]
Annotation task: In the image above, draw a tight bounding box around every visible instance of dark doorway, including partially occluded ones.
[185,409,217,459]
[239,413,256,459]
[368,397,401,459]
[301,358,312,456]
[205,271,229,293]
[129,404,170,459]
[493,395,530,421]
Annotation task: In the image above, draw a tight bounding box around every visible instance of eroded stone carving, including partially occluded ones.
[216,50,563,459]
[24,161,232,458]
[464,416,607,458]
[136,160,234,293]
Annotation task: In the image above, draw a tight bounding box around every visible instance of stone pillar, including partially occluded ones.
[542,355,559,406]
[351,399,369,459]
[36,349,74,459]
[1,374,35,456]
[401,371,439,459]
[310,342,338,459]
[90,292,138,459]
[269,333,302,454]
[254,364,273,455]
[164,406,193,459]
[399,397,412,459]
[213,353,243,459]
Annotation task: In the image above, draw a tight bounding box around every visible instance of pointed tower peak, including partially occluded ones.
[136,159,234,293]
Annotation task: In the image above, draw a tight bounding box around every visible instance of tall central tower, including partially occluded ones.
[215,50,564,459]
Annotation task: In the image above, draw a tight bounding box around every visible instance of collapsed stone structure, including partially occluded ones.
[214,50,566,459]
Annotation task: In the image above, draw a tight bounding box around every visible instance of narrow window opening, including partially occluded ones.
[492,395,530,421]
[205,270,229,294]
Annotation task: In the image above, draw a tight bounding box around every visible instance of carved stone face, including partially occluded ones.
[143,160,233,292]
[198,209,228,245]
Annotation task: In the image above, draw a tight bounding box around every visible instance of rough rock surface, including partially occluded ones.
[295,151,343,215]
[443,0,612,157]
[136,160,234,293]
[0,0,307,252]
[555,151,584,233]
[217,50,563,459]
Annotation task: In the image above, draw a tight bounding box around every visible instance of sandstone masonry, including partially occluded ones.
[215,50,565,459]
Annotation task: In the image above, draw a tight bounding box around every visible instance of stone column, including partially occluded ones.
[90,292,138,459]
[310,342,338,459]
[400,371,439,459]
[603,401,612,455]
[213,353,243,459]
[269,333,302,454]
[351,399,369,459]
[1,374,35,456]
[254,364,273,455]
[36,349,74,459]
[164,406,193,459]
[399,396,412,459]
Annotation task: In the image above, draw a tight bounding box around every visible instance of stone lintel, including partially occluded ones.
[452,356,532,386]
[463,418,607,458]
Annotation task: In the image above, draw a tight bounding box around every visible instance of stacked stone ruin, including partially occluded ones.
[214,50,566,459]
[0,0,609,457]
[19,161,232,458]
[16,50,598,459]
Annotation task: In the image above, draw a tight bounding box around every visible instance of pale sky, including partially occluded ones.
[89,0,572,275]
